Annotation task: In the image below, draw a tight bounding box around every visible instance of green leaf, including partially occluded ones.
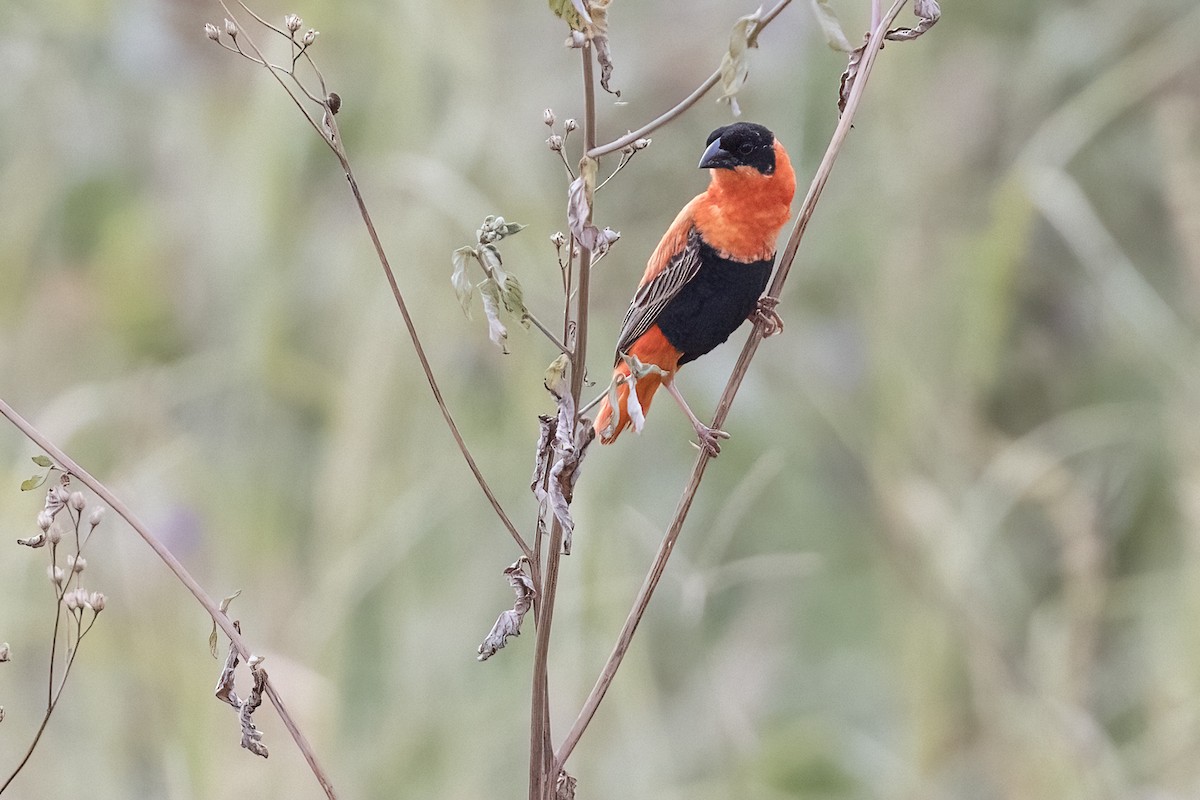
[548,0,591,30]
[20,474,47,492]
[544,354,570,397]
[501,272,531,329]
[717,6,764,116]
[811,0,854,52]
[451,246,477,318]
[31,455,52,468]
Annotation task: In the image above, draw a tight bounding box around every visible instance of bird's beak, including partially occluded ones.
[698,138,735,170]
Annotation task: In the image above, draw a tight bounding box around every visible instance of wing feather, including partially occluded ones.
[613,227,703,362]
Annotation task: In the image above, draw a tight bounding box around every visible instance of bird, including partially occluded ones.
[593,122,796,455]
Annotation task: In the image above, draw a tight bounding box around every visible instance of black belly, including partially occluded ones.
[655,242,773,365]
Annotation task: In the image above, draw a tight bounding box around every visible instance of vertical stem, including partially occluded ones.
[530,41,598,800]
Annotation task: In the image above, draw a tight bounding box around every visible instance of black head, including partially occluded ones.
[698,123,776,174]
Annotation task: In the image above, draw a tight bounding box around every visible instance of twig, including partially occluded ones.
[554,0,912,770]
[215,1,533,563]
[587,0,793,158]
[0,397,340,800]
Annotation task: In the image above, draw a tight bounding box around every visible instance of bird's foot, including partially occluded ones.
[750,296,784,338]
[689,424,731,457]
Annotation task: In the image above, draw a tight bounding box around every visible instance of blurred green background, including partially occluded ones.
[3,0,1200,797]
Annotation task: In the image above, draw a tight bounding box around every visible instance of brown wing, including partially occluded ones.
[613,227,704,363]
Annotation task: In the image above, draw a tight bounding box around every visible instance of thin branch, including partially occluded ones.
[525,313,573,358]
[554,0,912,770]
[0,397,340,800]
[587,0,793,158]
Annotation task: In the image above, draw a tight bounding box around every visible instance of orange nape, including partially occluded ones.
[594,325,682,444]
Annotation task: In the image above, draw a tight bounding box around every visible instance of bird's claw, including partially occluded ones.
[750,296,784,338]
[689,425,731,457]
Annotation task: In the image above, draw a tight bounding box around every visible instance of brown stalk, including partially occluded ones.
[0,397,339,800]
[554,0,913,770]
[529,37,600,800]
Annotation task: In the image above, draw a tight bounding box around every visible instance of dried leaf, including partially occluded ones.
[886,0,940,41]
[240,662,269,758]
[531,414,557,502]
[479,279,510,354]
[547,393,595,555]
[590,0,619,96]
[16,533,46,548]
[477,558,536,661]
[209,589,243,658]
[717,6,763,116]
[567,160,619,256]
[837,36,867,115]
[600,378,621,439]
[625,372,645,434]
[556,770,578,800]
[31,455,52,468]
[811,0,854,52]
[20,474,46,492]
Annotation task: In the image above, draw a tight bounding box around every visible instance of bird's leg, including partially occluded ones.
[663,376,729,456]
[749,295,784,338]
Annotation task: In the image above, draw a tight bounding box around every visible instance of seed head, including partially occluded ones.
[547,134,564,152]
[224,18,238,38]
[543,108,556,127]
[284,14,303,32]
[302,28,318,46]
[88,592,106,613]
[48,566,65,587]
[36,511,52,532]
[65,589,82,611]
[68,554,86,574]
[564,118,578,133]
[89,506,105,528]
[47,525,63,545]
[550,231,567,248]
[205,23,221,42]
[0,643,9,662]
[632,137,652,151]
[69,491,85,512]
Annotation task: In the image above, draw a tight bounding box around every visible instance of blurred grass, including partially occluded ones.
[3,0,1200,797]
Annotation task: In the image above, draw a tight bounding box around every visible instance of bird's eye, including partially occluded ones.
[738,142,754,155]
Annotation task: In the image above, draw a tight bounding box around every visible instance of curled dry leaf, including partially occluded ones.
[214,620,268,758]
[531,414,557,502]
[549,407,595,556]
[837,35,868,115]
[886,0,940,41]
[567,160,619,256]
[477,558,536,661]
[717,6,764,117]
[209,589,243,659]
[556,769,578,800]
[589,0,619,96]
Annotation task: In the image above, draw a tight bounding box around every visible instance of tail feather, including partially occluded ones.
[594,363,665,444]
